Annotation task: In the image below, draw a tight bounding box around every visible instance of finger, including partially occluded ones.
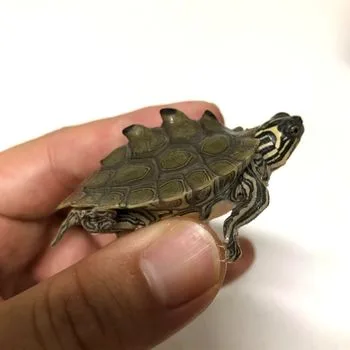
[33,232,254,284]
[0,101,223,219]
[0,219,229,350]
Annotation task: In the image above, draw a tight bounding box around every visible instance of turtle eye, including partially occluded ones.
[289,125,300,135]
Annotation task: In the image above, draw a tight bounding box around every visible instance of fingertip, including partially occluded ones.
[139,219,222,308]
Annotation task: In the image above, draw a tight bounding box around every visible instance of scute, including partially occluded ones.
[57,108,260,211]
[208,159,240,177]
[101,146,127,166]
[61,187,128,209]
[109,164,152,184]
[159,149,195,170]
[99,192,125,207]
[84,169,113,187]
[159,179,185,201]
[186,169,212,190]
[200,110,223,132]
[160,108,202,141]
[128,187,156,206]
[123,124,168,156]
[74,192,104,206]
[193,185,212,202]
[201,134,230,155]
[229,137,260,162]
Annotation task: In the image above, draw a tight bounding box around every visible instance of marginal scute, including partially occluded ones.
[241,137,260,148]
[99,192,125,207]
[158,199,183,209]
[201,134,230,156]
[186,169,211,190]
[208,159,238,177]
[160,108,202,140]
[57,190,85,209]
[128,188,156,206]
[229,138,260,162]
[159,149,194,170]
[193,186,212,202]
[74,192,104,207]
[159,179,184,201]
[123,124,168,156]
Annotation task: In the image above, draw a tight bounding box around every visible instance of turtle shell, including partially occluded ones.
[57,108,259,211]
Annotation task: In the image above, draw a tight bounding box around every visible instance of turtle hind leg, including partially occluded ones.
[51,209,82,246]
[51,208,120,246]
[51,208,158,247]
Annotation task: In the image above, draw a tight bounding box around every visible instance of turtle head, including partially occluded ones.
[255,112,304,171]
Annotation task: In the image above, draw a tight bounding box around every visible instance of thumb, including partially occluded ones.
[0,219,226,350]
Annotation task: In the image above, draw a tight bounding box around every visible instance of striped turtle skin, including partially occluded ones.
[53,108,304,262]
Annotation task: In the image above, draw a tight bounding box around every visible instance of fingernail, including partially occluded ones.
[140,221,220,308]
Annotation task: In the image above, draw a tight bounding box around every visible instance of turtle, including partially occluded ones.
[52,108,304,262]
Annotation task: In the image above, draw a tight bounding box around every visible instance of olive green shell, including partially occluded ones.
[57,109,259,211]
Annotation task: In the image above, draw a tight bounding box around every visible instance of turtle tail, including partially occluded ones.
[51,209,81,246]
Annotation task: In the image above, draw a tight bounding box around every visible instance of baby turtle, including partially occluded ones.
[52,108,304,261]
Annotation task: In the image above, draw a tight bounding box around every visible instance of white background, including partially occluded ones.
[1,1,350,349]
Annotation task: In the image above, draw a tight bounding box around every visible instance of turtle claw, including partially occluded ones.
[224,239,242,262]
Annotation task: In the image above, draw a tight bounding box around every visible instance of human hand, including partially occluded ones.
[0,101,254,349]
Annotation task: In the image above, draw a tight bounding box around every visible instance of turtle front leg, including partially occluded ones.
[224,167,270,262]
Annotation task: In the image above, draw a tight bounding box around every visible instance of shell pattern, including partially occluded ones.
[57,109,259,212]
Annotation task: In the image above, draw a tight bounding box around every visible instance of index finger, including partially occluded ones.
[0,101,224,219]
